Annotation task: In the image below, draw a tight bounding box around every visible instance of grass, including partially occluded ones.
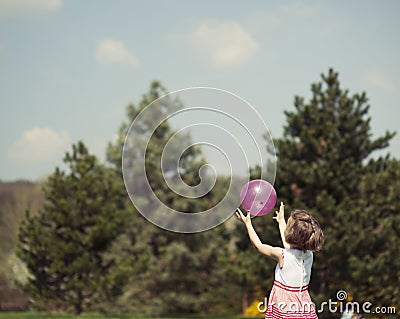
[0,314,138,319]
[0,313,249,319]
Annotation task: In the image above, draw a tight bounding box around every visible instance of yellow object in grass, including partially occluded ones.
[244,300,265,318]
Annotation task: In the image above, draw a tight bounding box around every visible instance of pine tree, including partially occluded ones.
[345,157,400,317]
[16,142,129,314]
[106,81,229,315]
[272,69,396,316]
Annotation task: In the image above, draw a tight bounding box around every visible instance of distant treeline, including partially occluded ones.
[0,180,43,310]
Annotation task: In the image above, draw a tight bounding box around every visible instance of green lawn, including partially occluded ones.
[0,314,249,319]
[0,313,103,319]
[0,314,140,319]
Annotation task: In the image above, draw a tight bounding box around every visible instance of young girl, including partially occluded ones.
[236,202,324,319]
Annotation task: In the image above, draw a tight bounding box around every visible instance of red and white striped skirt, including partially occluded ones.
[265,280,318,319]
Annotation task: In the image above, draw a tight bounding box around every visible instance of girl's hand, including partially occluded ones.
[236,207,251,225]
[273,202,285,223]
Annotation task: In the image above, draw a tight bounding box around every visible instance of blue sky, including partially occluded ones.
[1,0,399,181]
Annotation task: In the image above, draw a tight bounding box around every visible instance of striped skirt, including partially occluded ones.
[265,280,318,319]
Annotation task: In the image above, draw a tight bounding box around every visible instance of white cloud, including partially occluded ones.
[0,0,62,17]
[96,39,140,67]
[8,127,70,163]
[364,69,397,93]
[190,21,260,67]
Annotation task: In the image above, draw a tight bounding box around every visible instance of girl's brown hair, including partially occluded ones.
[284,209,324,252]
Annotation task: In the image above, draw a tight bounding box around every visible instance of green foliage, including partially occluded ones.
[105,81,233,316]
[346,158,400,310]
[7,72,398,318]
[272,68,398,318]
[16,142,129,314]
[276,69,394,207]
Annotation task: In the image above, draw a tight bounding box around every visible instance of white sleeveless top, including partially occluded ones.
[275,248,313,289]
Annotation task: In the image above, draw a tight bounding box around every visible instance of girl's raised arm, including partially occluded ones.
[236,208,283,267]
[273,202,290,249]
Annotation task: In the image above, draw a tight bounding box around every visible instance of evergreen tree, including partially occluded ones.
[345,157,400,318]
[271,69,396,317]
[16,142,129,314]
[106,81,230,315]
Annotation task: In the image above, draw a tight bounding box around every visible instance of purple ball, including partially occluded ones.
[240,179,277,216]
